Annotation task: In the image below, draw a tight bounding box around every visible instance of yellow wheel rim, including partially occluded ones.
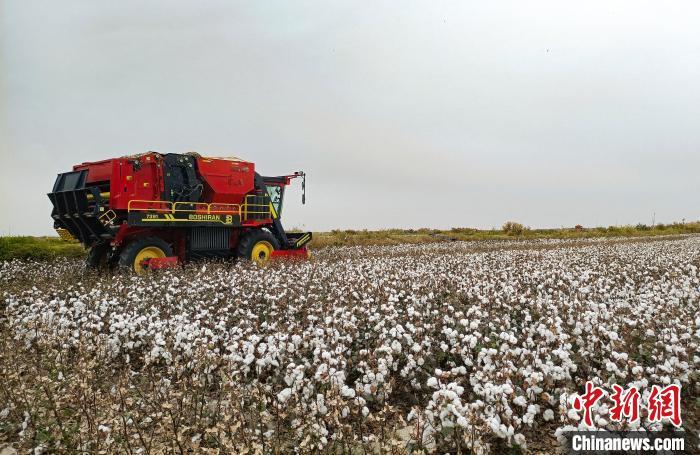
[133,246,166,274]
[251,241,273,265]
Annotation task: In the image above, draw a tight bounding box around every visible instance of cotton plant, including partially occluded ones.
[0,236,698,453]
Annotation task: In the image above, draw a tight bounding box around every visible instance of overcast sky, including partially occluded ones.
[1,1,699,235]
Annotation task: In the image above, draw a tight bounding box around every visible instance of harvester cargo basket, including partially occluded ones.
[48,170,110,245]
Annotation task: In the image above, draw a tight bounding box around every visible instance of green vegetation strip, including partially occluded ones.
[2,221,699,260]
[311,221,700,248]
[0,236,86,261]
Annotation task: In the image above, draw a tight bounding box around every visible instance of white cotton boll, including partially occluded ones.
[362,406,369,417]
[452,366,467,375]
[543,409,555,421]
[341,385,356,398]
[443,390,457,401]
[407,409,416,422]
[488,418,500,435]
[450,383,465,396]
[427,377,438,388]
[514,433,526,448]
[277,388,292,403]
[513,396,527,407]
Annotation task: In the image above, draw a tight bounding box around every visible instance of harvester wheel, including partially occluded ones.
[86,242,110,270]
[237,230,280,266]
[119,237,173,275]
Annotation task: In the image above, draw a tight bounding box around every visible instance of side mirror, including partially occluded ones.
[294,171,306,205]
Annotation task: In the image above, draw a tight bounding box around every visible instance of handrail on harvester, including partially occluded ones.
[127,196,271,220]
[127,200,174,212]
[172,202,211,213]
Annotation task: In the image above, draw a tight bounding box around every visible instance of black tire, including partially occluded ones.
[86,242,110,270]
[118,236,174,274]
[237,229,280,265]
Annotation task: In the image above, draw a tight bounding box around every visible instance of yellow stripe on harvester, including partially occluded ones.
[140,213,234,224]
[295,233,311,247]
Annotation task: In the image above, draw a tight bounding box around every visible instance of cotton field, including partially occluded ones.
[1,236,699,453]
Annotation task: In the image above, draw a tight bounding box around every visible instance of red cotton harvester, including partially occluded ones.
[48,152,311,274]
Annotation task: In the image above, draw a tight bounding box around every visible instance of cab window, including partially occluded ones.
[266,185,283,215]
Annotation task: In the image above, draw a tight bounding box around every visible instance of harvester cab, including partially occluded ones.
[48,152,311,274]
